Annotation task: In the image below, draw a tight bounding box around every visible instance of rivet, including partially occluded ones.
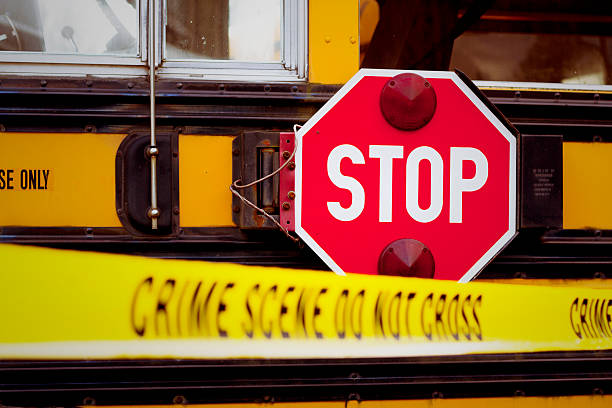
[86,80,93,87]
[324,36,331,43]
[148,208,160,219]
[127,82,134,89]
[287,191,295,200]
[176,82,183,89]
[40,80,47,87]
[173,207,180,215]
[232,205,241,213]
[282,202,291,210]
[288,162,295,170]
[349,36,356,44]
[282,151,291,159]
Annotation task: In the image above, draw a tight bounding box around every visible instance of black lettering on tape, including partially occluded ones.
[472,295,483,340]
[389,291,402,340]
[216,282,234,337]
[460,295,472,341]
[313,288,328,339]
[570,298,581,339]
[155,279,176,336]
[0,169,5,189]
[280,286,296,338]
[296,288,310,338]
[374,291,388,338]
[261,285,278,338]
[351,289,365,339]
[448,294,460,341]
[434,294,448,340]
[176,280,190,337]
[131,276,153,336]
[242,284,259,338]
[422,293,434,340]
[404,292,416,338]
[334,289,349,339]
[580,299,592,338]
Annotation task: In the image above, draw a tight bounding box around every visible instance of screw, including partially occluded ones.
[40,80,47,87]
[288,162,295,170]
[173,395,187,405]
[218,84,225,91]
[176,82,183,89]
[127,82,134,89]
[232,205,241,213]
[83,397,96,406]
[324,36,331,43]
[282,151,291,159]
[264,85,271,92]
[232,148,240,156]
[287,191,295,200]
[282,202,291,210]
[117,208,123,215]
[173,207,180,215]
[86,80,93,87]
[349,36,356,44]
[514,91,521,98]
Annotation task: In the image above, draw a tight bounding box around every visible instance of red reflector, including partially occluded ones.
[379,73,437,131]
[378,238,435,278]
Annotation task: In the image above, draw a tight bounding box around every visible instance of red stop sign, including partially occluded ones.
[295,70,517,281]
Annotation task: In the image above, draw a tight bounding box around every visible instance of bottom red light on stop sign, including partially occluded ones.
[295,69,517,282]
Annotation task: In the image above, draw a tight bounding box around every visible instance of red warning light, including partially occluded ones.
[378,238,435,278]
[379,73,437,131]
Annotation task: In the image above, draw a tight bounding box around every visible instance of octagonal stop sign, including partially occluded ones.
[295,69,517,282]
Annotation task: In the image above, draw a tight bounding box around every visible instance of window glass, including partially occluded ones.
[451,32,612,85]
[0,0,139,56]
[165,0,281,62]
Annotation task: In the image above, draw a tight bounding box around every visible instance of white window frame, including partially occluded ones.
[0,0,308,81]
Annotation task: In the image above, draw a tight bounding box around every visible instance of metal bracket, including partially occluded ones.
[279,131,296,231]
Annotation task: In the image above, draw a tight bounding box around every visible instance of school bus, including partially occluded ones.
[1,0,612,406]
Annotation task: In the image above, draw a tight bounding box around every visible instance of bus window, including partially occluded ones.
[165,0,281,62]
[0,0,139,56]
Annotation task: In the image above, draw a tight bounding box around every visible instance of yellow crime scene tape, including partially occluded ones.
[1,243,612,359]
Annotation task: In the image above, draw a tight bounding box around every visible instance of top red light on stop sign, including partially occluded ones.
[295,70,517,282]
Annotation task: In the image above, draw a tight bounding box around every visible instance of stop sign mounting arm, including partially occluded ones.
[230,125,301,243]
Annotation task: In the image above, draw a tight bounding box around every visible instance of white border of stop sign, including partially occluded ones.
[295,69,517,282]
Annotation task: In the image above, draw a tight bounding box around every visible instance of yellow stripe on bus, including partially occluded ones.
[1,244,612,359]
[0,132,124,227]
[98,395,612,408]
